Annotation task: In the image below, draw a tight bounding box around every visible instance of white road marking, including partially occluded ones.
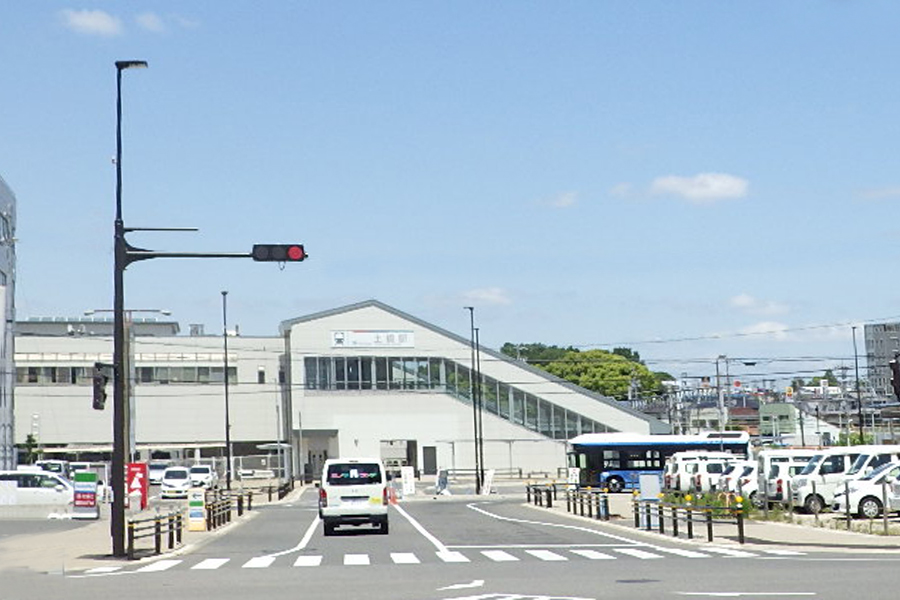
[391,503,449,552]
[242,556,276,568]
[760,549,805,556]
[293,555,323,567]
[482,550,519,562]
[652,547,710,558]
[264,514,321,558]
[344,554,370,566]
[703,547,759,558]
[613,548,664,559]
[437,580,485,591]
[467,502,655,546]
[135,560,182,572]
[570,549,616,560]
[525,549,567,561]
[437,551,471,563]
[83,566,123,574]
[191,558,229,570]
[391,552,420,564]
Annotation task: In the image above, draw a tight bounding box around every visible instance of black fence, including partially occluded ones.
[631,498,746,544]
[126,509,184,560]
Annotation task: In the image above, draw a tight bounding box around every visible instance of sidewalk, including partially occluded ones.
[525,489,900,554]
[0,485,306,575]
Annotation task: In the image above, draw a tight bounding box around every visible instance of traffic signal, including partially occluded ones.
[891,357,900,401]
[92,363,109,410]
[251,244,306,262]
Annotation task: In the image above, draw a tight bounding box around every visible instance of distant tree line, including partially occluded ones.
[500,343,674,401]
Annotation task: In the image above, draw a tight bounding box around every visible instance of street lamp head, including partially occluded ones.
[116,60,148,70]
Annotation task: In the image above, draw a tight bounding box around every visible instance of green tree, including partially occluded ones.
[499,343,577,364]
[21,433,40,464]
[542,349,660,400]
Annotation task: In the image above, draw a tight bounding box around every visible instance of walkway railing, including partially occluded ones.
[631,497,746,544]
[126,509,184,560]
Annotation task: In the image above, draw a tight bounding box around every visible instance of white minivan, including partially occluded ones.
[756,449,815,506]
[0,470,74,506]
[840,445,900,484]
[664,451,742,494]
[318,458,389,535]
[791,447,863,513]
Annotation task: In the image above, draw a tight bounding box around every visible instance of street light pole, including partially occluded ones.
[853,326,864,442]
[475,326,485,491]
[112,59,147,558]
[222,291,232,491]
[464,306,481,494]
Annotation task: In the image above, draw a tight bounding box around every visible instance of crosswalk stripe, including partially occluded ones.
[344,554,370,566]
[135,559,182,572]
[613,548,664,559]
[762,549,805,556]
[436,551,470,563]
[84,566,122,574]
[482,550,519,562]
[294,555,323,567]
[652,547,710,558]
[525,549,567,562]
[391,553,420,564]
[570,549,615,560]
[703,547,758,558]
[192,558,230,570]
[242,556,276,569]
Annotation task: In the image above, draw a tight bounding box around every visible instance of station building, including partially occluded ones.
[14,299,667,478]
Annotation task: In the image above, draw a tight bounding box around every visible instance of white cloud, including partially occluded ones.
[650,172,748,204]
[59,9,122,36]
[461,287,512,306]
[859,187,900,201]
[609,183,633,198]
[136,12,165,33]
[549,191,577,208]
[729,293,789,317]
[738,321,790,340]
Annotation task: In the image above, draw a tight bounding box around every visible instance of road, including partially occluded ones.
[6,488,900,599]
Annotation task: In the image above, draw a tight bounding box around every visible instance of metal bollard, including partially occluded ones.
[672,506,679,537]
[706,509,713,542]
[658,503,665,534]
[552,484,558,501]
[566,490,572,513]
[736,503,744,544]
[600,494,610,521]
[686,503,694,539]
[127,521,136,561]
[587,492,593,518]
[527,485,532,504]
[595,494,601,520]
[546,488,553,509]
[633,499,640,527]
[155,516,162,555]
[168,513,175,549]
[238,494,244,516]
[176,512,183,544]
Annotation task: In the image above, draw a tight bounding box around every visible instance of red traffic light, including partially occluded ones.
[252,244,307,262]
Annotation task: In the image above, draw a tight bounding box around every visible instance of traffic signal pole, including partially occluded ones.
[110,60,306,557]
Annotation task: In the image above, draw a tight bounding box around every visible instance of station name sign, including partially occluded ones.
[330,330,415,348]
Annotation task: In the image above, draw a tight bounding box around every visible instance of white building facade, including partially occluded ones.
[0,176,16,470]
[14,300,667,478]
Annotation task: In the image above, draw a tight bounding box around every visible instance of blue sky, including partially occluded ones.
[2,2,900,388]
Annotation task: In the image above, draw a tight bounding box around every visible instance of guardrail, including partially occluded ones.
[126,509,184,560]
[526,484,613,520]
[631,497,746,544]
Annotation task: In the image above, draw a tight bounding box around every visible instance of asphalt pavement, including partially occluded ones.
[5,478,900,575]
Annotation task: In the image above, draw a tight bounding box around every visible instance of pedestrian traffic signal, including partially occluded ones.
[251,244,307,262]
[891,358,900,401]
[92,363,109,410]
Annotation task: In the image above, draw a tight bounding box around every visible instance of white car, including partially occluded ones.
[0,470,74,506]
[318,458,389,535]
[148,462,169,485]
[160,467,192,499]
[189,465,218,488]
[832,461,900,519]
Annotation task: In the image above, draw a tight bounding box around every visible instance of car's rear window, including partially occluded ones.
[326,463,382,485]
[166,470,188,479]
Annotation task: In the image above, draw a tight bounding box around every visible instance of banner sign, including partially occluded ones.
[188,489,207,531]
[73,471,99,520]
[126,463,149,510]
[400,466,416,497]
[330,330,415,348]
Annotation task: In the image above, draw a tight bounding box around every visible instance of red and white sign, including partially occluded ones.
[126,463,149,510]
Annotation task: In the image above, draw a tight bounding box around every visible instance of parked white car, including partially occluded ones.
[0,470,74,506]
[189,465,218,488]
[160,467,192,499]
[832,461,900,518]
[148,461,169,485]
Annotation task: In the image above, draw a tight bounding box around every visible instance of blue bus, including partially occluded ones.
[567,431,751,492]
